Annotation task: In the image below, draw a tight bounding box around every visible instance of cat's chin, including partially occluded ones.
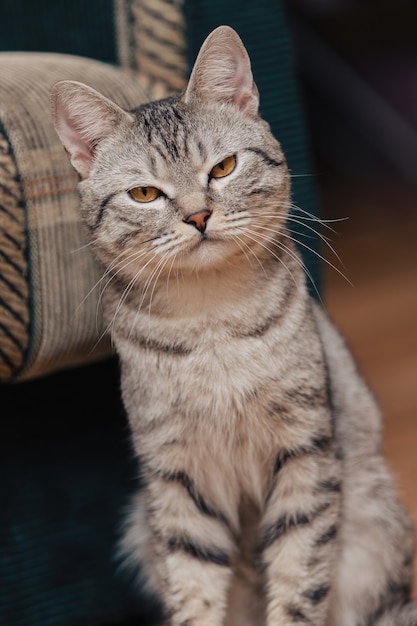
[183,236,236,271]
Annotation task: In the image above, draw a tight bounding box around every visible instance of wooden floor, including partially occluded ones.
[317,170,417,592]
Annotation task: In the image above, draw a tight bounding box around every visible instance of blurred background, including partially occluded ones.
[287,0,417,581]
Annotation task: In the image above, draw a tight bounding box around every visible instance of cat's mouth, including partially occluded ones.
[192,233,214,246]
[187,232,227,259]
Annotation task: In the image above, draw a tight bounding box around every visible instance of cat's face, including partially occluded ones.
[51,26,290,282]
[80,98,289,276]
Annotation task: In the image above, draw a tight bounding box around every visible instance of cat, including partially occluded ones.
[51,25,417,626]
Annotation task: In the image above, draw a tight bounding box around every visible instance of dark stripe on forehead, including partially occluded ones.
[166,105,189,158]
[136,97,188,160]
[197,141,207,160]
[150,154,157,172]
[142,115,153,143]
[172,106,185,123]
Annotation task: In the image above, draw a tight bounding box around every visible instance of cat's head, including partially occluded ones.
[51,26,290,280]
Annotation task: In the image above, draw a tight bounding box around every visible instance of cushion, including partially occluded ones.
[115,0,187,100]
[0,53,149,381]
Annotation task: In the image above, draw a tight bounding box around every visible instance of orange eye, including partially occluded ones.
[209,155,236,179]
[129,186,161,203]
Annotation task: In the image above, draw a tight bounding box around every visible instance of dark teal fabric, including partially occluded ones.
[1,359,161,626]
[184,0,322,295]
[0,0,117,63]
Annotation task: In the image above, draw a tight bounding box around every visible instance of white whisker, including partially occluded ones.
[165,253,177,300]
[73,246,147,320]
[284,231,352,286]
[250,215,347,275]
[147,254,173,320]
[130,252,173,339]
[289,203,349,231]
[241,226,322,301]
[71,241,94,253]
[95,249,159,347]
[96,248,152,331]
[232,233,267,273]
[239,228,300,291]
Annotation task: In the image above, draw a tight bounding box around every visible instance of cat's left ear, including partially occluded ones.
[183,25,259,117]
[51,80,134,178]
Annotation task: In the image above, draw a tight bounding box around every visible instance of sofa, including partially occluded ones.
[0,1,321,624]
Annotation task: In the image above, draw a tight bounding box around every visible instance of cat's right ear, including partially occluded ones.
[183,25,259,117]
[51,80,133,178]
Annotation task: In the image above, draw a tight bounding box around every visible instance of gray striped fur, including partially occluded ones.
[51,26,416,626]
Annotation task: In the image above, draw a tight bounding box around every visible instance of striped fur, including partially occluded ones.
[51,26,416,626]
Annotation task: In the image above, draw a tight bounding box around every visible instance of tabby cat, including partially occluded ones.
[51,26,417,626]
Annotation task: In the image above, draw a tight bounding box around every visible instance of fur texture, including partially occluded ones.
[51,26,416,626]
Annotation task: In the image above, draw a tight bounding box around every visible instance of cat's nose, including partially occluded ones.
[183,209,212,233]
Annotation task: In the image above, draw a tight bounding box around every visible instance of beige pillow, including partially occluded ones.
[0,53,149,381]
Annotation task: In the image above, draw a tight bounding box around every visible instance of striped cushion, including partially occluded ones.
[0,54,149,381]
[0,125,30,377]
[115,0,187,99]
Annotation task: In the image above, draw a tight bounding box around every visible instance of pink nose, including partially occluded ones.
[183,209,212,233]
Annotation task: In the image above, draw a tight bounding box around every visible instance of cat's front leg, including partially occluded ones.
[142,471,237,626]
[260,436,341,625]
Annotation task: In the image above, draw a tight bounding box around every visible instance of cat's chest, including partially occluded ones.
[120,325,280,408]
[113,282,326,436]
[117,309,314,430]
[117,302,331,507]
